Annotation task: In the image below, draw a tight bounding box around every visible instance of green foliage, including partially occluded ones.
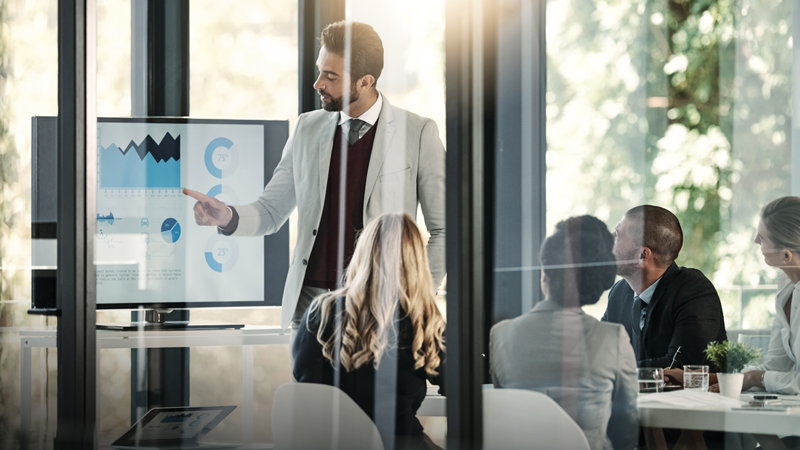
[704,340,761,373]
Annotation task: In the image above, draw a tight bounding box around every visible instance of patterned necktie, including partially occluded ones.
[347,119,367,144]
[631,296,645,360]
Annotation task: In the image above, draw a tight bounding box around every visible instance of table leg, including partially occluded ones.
[674,430,707,450]
[242,345,254,445]
[20,339,32,444]
[751,434,790,450]
[643,427,668,450]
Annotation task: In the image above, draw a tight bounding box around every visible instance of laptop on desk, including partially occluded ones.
[112,406,240,450]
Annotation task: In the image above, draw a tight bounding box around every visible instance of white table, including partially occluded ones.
[418,386,446,416]
[420,390,800,449]
[639,392,800,450]
[20,326,291,445]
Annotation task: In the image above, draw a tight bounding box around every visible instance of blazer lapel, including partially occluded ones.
[640,262,681,346]
[317,114,339,208]
[363,96,396,217]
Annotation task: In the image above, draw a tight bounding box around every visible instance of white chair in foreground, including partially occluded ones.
[483,388,590,450]
[272,383,385,450]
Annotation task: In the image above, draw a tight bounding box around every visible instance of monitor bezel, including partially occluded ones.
[94,117,288,310]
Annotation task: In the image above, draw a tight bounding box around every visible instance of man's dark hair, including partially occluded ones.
[624,205,683,267]
[320,21,384,88]
[539,215,617,307]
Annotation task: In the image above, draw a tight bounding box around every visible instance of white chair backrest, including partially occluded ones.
[483,389,590,450]
[737,331,771,364]
[272,383,385,450]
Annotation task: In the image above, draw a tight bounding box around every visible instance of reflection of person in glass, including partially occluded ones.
[489,215,638,450]
[184,21,445,329]
[666,197,800,397]
[293,213,445,450]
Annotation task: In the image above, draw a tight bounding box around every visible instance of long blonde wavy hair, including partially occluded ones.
[306,212,445,375]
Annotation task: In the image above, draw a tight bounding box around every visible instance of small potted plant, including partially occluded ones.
[704,341,762,398]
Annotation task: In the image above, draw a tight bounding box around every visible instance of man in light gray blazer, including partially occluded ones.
[185,21,445,329]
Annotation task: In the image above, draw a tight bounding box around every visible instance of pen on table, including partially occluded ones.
[668,346,682,370]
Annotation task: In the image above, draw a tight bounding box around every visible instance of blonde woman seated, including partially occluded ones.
[666,196,800,395]
[490,215,639,450]
[293,212,446,450]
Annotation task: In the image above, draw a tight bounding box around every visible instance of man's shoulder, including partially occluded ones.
[296,109,338,130]
[666,265,716,291]
[381,99,437,130]
[657,265,721,308]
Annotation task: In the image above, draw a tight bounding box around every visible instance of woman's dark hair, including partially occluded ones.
[539,215,617,307]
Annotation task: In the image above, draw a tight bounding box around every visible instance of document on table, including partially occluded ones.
[637,390,744,408]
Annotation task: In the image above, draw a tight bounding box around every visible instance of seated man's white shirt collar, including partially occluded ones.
[338,92,383,127]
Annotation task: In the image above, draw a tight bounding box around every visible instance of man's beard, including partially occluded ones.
[615,247,639,276]
[319,83,360,112]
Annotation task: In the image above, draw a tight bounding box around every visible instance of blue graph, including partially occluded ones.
[100,133,181,188]
[97,212,116,225]
[204,235,239,272]
[204,137,239,179]
[161,218,181,244]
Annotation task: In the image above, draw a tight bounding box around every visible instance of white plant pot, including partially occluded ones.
[717,373,745,399]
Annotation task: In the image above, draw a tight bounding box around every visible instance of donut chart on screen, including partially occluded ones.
[204,137,239,178]
[204,235,240,273]
[206,184,239,205]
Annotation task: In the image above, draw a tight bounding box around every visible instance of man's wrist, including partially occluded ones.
[218,206,239,236]
[221,206,233,227]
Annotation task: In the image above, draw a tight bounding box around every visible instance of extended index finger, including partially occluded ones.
[183,188,209,202]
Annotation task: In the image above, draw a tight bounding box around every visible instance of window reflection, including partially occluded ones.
[546,0,793,326]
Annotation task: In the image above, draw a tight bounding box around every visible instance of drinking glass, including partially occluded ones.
[638,367,665,393]
[683,365,710,391]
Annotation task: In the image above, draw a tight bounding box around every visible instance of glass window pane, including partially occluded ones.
[1,0,59,446]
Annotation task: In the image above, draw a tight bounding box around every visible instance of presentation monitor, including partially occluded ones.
[93,117,289,312]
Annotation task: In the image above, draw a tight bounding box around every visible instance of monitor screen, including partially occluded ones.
[94,118,289,309]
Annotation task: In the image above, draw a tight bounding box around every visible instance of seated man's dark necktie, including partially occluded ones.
[631,295,645,361]
[347,119,367,144]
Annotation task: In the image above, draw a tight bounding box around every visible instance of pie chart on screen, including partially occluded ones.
[161,218,181,243]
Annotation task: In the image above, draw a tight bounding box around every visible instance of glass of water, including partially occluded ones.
[638,367,665,393]
[683,365,710,391]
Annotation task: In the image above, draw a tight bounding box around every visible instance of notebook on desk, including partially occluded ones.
[112,405,240,450]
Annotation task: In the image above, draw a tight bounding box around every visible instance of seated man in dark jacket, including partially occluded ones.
[601,205,727,370]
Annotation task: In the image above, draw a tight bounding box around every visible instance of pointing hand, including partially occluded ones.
[183,188,232,228]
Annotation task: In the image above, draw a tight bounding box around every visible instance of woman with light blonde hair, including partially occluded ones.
[293,212,446,450]
[666,196,800,398]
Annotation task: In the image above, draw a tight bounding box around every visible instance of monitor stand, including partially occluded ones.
[97,309,245,331]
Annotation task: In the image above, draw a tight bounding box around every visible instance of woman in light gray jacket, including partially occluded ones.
[667,196,800,395]
[490,215,639,450]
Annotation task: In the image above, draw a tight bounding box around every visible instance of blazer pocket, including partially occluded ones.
[379,167,411,181]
